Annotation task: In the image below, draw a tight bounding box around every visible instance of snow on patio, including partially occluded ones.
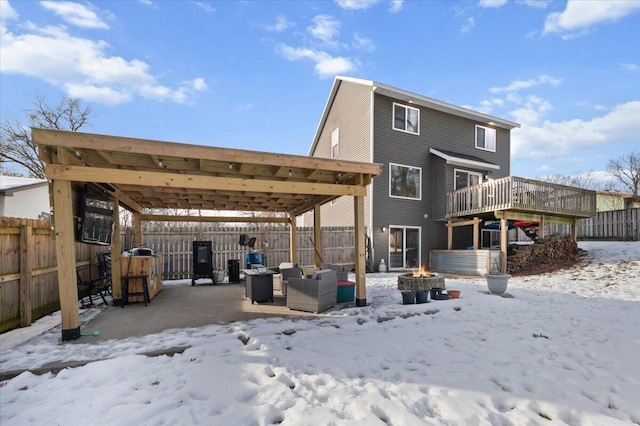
[1,241,639,425]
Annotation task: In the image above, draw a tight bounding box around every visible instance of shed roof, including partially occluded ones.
[33,128,381,218]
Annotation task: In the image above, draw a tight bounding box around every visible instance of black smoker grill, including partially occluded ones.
[192,241,215,286]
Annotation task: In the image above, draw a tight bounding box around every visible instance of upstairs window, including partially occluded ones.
[390,163,421,200]
[476,125,496,152]
[331,128,339,158]
[393,103,419,134]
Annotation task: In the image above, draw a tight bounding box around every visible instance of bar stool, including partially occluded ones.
[121,275,150,307]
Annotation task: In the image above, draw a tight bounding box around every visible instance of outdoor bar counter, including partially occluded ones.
[118,255,163,303]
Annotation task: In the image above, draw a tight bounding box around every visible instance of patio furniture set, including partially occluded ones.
[245,263,355,314]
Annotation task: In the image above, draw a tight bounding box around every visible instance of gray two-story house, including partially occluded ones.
[305,76,522,271]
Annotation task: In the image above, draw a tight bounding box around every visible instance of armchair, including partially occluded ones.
[280,266,302,297]
[286,269,337,313]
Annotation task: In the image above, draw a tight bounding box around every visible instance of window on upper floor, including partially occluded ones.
[455,169,483,190]
[476,125,496,152]
[331,128,339,158]
[390,163,421,200]
[393,103,419,135]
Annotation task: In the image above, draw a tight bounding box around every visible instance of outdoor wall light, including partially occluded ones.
[382,226,387,232]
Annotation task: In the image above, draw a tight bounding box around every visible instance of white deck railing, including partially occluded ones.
[446,176,596,219]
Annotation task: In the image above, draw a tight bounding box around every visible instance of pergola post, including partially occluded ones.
[289,214,297,264]
[111,199,123,305]
[313,205,322,266]
[354,195,367,307]
[52,180,80,341]
[133,212,142,247]
[500,217,508,274]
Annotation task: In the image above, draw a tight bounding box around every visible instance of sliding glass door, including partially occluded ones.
[388,226,421,270]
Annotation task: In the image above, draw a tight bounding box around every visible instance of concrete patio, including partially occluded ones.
[73,281,348,343]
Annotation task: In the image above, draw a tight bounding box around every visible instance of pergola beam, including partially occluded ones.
[46,165,367,198]
[140,214,290,223]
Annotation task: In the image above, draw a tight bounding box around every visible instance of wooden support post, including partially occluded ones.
[354,195,367,307]
[540,215,546,239]
[111,199,123,305]
[572,218,578,242]
[500,217,508,274]
[447,220,453,250]
[313,205,322,267]
[472,217,480,249]
[133,212,142,247]
[289,214,297,264]
[20,225,33,327]
[52,180,80,341]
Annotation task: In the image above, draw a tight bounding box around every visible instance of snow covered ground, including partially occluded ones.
[1,241,639,425]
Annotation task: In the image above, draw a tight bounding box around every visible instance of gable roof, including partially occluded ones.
[309,76,521,156]
[0,176,49,195]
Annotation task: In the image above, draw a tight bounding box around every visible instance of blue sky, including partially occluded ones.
[1,0,639,185]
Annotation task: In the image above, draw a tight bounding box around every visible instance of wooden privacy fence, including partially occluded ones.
[0,217,100,332]
[546,208,639,241]
[1,220,355,332]
[577,208,639,241]
[136,225,356,280]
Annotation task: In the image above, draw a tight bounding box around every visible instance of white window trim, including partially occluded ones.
[392,102,420,135]
[454,168,483,190]
[475,125,496,152]
[331,128,339,159]
[389,162,422,200]
[388,225,422,271]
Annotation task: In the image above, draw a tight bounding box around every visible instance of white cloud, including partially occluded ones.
[278,44,358,78]
[517,0,551,9]
[0,0,18,22]
[64,83,132,105]
[512,101,640,160]
[461,17,475,33]
[191,1,215,13]
[335,0,379,11]
[236,103,254,112]
[510,95,552,126]
[619,63,639,72]
[40,1,109,30]
[490,74,562,94]
[308,15,341,44]
[389,0,403,13]
[0,21,205,105]
[191,77,208,91]
[543,0,640,36]
[264,15,292,32]
[352,33,375,52]
[478,0,508,8]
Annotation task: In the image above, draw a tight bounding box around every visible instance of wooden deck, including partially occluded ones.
[446,176,596,220]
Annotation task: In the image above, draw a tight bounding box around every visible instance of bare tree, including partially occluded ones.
[1,94,92,178]
[607,151,640,197]
[539,171,599,190]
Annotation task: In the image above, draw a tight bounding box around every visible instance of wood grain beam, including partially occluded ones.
[46,165,368,197]
[32,128,383,176]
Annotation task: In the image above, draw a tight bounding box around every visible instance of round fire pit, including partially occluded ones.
[397,273,445,292]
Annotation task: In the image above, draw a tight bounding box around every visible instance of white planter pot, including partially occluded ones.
[485,274,511,295]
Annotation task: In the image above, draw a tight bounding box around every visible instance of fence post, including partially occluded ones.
[20,224,33,327]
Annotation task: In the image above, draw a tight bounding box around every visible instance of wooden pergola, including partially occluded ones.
[33,128,381,341]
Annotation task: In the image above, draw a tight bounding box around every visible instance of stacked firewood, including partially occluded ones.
[507,236,580,275]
